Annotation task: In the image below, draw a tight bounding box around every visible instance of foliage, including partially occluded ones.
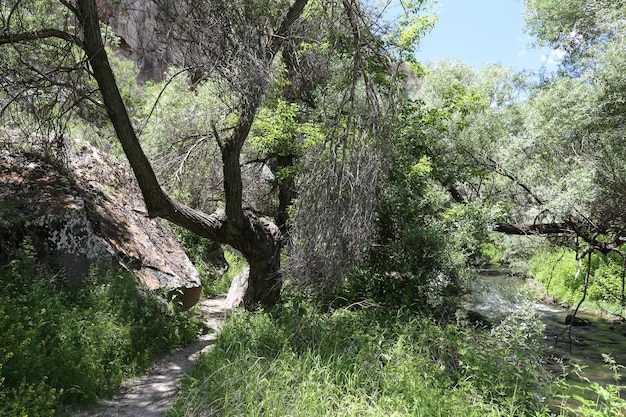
[249,99,319,160]
[137,71,227,210]
[174,226,230,297]
[169,303,551,416]
[516,0,626,255]
[529,247,626,307]
[0,240,201,414]
[480,241,506,265]
[529,249,582,304]
[342,68,513,311]
[525,0,626,74]
[556,355,626,416]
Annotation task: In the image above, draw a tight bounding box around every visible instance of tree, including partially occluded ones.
[0,0,306,308]
[512,0,626,253]
[1,0,432,308]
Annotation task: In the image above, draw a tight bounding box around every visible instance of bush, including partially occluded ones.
[587,254,625,304]
[174,227,241,297]
[529,249,583,304]
[0,240,201,414]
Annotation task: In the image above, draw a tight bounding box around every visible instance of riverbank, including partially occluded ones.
[471,268,626,389]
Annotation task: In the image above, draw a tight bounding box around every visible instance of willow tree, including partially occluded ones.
[0,0,429,308]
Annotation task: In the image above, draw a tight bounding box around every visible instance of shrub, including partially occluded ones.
[529,248,626,306]
[529,249,582,304]
[174,226,240,297]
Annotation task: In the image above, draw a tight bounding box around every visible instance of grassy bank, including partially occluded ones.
[529,248,626,316]
[0,241,201,416]
[170,303,551,417]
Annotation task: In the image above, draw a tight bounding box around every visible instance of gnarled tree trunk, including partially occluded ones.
[74,0,306,308]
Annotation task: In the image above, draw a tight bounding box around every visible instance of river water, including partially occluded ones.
[465,268,626,386]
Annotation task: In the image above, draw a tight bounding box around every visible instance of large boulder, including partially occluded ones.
[0,145,201,309]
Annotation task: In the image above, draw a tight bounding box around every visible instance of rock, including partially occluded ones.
[465,310,492,329]
[225,267,249,309]
[541,295,570,309]
[97,0,168,82]
[565,314,591,327]
[0,145,201,309]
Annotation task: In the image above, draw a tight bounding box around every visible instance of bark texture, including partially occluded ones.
[73,0,306,308]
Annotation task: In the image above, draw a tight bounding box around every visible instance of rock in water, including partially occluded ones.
[0,145,201,309]
[565,314,591,327]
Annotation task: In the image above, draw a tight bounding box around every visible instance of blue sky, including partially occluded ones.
[415,0,559,71]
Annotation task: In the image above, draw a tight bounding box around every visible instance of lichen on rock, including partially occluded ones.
[0,144,202,309]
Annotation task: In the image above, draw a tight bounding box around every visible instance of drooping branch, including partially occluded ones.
[495,220,626,255]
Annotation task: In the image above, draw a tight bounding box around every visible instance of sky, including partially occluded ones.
[415,0,561,71]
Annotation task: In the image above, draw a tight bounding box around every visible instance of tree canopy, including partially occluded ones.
[0,0,436,308]
[2,0,626,310]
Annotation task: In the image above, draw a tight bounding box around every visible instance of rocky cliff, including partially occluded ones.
[0,143,201,309]
[97,0,168,82]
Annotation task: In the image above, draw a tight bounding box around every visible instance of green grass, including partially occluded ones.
[529,248,626,315]
[170,303,553,417]
[0,240,202,415]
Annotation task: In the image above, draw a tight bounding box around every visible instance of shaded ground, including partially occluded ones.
[76,295,231,417]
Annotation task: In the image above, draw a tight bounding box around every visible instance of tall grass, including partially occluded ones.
[529,248,626,310]
[170,303,552,417]
[0,240,201,415]
[555,355,626,416]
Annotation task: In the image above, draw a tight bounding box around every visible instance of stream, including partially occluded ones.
[465,268,626,386]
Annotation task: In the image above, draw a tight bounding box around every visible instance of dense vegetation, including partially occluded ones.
[0,240,201,415]
[1,0,626,415]
[170,306,549,417]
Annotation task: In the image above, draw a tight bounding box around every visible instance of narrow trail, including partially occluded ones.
[77,295,231,417]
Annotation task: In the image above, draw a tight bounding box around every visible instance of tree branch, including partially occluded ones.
[0,28,82,47]
[267,0,309,55]
[494,222,574,236]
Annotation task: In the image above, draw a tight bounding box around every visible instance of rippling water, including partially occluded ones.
[465,268,626,386]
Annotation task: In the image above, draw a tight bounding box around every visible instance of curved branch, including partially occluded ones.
[0,28,82,47]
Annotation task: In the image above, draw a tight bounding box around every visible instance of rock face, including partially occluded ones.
[0,145,201,309]
[97,0,168,83]
[225,267,249,309]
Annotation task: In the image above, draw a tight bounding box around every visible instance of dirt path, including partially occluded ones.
[77,295,231,417]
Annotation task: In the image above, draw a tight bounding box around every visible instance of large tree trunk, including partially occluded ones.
[75,0,297,309]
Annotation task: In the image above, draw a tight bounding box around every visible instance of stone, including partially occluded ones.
[97,0,168,82]
[565,314,591,327]
[0,144,201,309]
[225,267,249,309]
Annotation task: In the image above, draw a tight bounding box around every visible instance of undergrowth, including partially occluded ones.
[170,303,552,417]
[555,355,626,416]
[529,248,626,312]
[175,227,241,297]
[0,240,201,416]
